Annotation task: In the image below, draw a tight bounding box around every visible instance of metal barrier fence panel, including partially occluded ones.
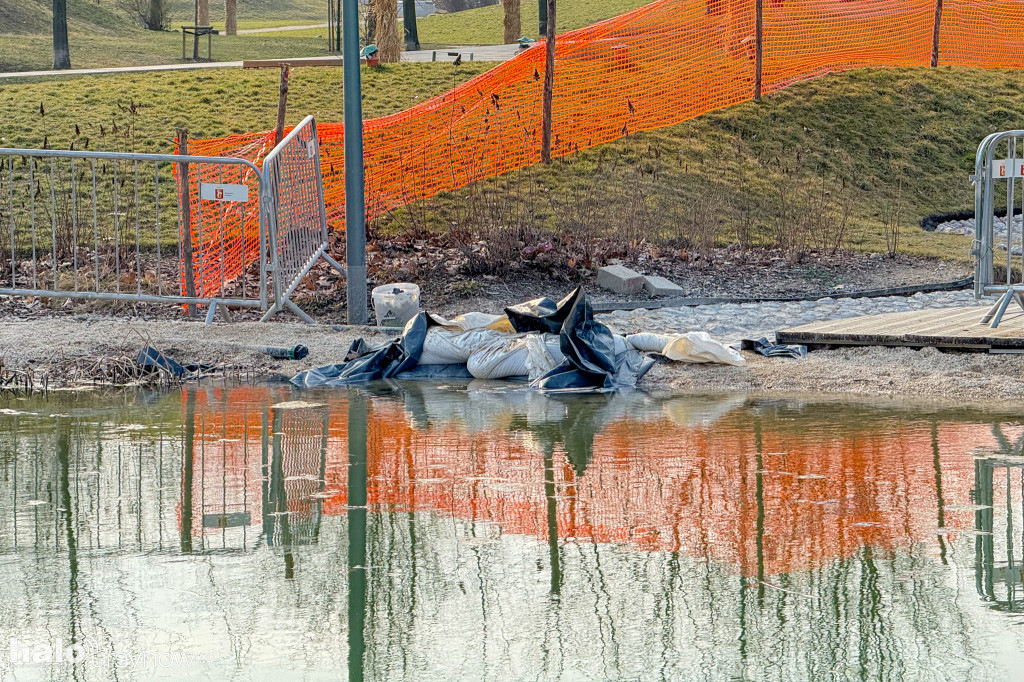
[0,148,267,315]
[973,130,1024,327]
[260,116,345,323]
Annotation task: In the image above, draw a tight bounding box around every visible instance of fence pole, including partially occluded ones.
[931,0,943,67]
[274,65,290,146]
[176,129,198,318]
[538,0,547,36]
[541,0,556,163]
[343,0,368,325]
[754,0,763,101]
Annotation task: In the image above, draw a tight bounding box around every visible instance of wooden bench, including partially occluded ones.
[182,25,217,61]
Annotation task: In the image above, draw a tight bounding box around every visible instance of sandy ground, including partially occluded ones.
[641,344,1024,405]
[0,317,394,385]
[1,316,1023,407]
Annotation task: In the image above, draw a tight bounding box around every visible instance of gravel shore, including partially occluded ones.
[2,289,1021,405]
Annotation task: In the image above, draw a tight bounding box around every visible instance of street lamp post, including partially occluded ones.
[342,0,368,324]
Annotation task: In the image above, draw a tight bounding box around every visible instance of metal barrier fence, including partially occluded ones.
[0,118,343,323]
[259,116,345,323]
[0,148,268,320]
[973,130,1024,327]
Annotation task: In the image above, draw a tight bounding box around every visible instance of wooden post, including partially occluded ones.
[274,65,290,146]
[176,129,198,318]
[930,0,943,67]
[754,0,763,101]
[540,0,556,164]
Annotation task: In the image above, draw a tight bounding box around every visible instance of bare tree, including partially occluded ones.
[503,0,520,44]
[119,0,169,30]
[148,0,163,29]
[225,0,237,34]
[52,0,71,69]
[403,0,419,50]
[372,0,401,62]
[198,0,209,25]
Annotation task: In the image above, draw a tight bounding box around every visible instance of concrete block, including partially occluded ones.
[643,275,685,297]
[596,265,644,295]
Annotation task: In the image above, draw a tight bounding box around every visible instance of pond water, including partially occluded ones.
[0,383,1022,681]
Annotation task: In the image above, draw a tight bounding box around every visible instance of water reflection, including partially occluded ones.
[0,385,1021,680]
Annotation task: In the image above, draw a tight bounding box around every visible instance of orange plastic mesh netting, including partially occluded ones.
[181,0,1024,299]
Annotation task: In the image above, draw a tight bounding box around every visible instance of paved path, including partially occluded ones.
[0,44,521,80]
[237,23,328,35]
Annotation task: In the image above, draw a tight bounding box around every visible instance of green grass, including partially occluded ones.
[0,0,331,72]
[413,0,650,46]
[0,33,333,72]
[0,0,652,72]
[0,63,489,151]
[0,62,1015,264]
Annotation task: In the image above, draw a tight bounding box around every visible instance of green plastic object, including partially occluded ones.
[360,44,378,58]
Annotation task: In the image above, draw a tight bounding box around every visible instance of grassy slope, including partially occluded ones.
[259,0,653,44]
[0,63,489,150]
[415,0,650,46]
[0,0,653,71]
[0,62,1012,263]
[391,65,1018,265]
[0,0,330,72]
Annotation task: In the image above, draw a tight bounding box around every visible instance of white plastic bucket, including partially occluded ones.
[372,283,421,327]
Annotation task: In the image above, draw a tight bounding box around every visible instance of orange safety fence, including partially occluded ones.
[182,385,992,576]
[181,0,1024,299]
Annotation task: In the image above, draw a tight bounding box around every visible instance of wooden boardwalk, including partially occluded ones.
[776,305,1024,350]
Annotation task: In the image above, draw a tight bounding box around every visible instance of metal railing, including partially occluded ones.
[973,131,1024,327]
[0,148,269,320]
[260,116,345,323]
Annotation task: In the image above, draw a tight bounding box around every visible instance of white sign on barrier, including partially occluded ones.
[200,183,249,202]
[992,159,1024,179]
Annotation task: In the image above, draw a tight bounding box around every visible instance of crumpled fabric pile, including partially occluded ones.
[291,287,747,393]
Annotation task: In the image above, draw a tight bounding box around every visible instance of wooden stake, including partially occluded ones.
[274,65,290,146]
[176,129,198,318]
[540,0,556,164]
[931,0,943,67]
[754,0,763,101]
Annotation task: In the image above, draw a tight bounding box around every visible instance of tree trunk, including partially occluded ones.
[403,0,419,51]
[52,0,70,69]
[225,0,237,34]
[540,0,555,163]
[198,0,209,25]
[147,0,163,29]
[373,0,401,62]
[503,0,520,44]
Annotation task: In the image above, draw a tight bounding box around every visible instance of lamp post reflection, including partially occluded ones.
[347,391,369,682]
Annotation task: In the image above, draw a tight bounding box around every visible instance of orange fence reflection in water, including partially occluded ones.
[179,0,1024,299]
[183,386,998,576]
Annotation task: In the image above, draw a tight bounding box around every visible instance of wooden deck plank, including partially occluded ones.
[775,305,1024,349]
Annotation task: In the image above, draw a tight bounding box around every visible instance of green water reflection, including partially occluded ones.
[0,384,1021,681]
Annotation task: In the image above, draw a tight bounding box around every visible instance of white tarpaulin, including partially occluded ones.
[626,332,746,366]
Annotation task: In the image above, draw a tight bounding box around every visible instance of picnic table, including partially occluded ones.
[182,25,217,61]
